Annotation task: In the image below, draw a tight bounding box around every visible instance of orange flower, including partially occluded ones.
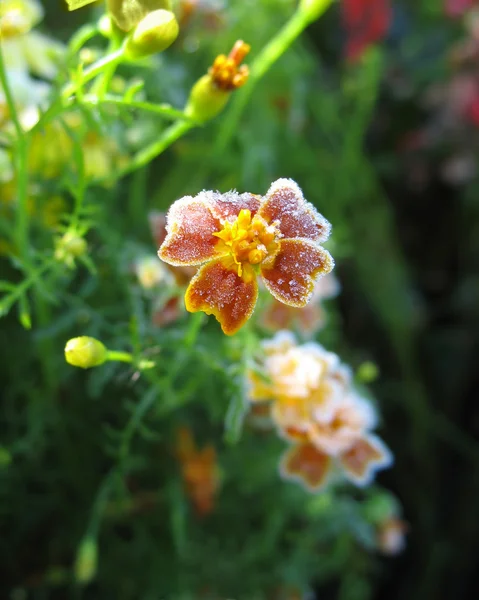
[176,427,219,517]
[158,179,333,335]
[280,433,391,492]
[280,441,333,492]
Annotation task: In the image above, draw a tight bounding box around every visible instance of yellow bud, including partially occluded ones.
[54,231,87,268]
[124,9,179,58]
[65,337,108,369]
[184,74,230,123]
[74,536,98,584]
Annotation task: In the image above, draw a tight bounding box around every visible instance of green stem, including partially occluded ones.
[114,119,195,179]
[106,350,134,363]
[0,41,31,259]
[82,94,193,121]
[213,1,332,155]
[61,48,125,101]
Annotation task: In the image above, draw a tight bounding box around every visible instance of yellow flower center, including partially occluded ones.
[213,209,280,279]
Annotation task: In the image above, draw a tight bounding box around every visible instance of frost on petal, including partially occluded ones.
[261,239,334,307]
[340,434,393,486]
[206,190,262,222]
[158,194,222,267]
[259,178,331,242]
[185,258,258,335]
[279,442,332,492]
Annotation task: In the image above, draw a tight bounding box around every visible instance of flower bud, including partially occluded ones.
[124,9,178,58]
[184,74,230,123]
[356,361,379,383]
[185,40,250,122]
[107,0,173,32]
[54,231,87,268]
[74,536,98,584]
[299,0,332,24]
[65,337,108,369]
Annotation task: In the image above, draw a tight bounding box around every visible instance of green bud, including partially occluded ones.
[124,9,178,58]
[65,337,108,369]
[356,361,379,383]
[107,0,173,32]
[0,446,12,469]
[185,74,230,123]
[299,0,333,24]
[74,536,98,584]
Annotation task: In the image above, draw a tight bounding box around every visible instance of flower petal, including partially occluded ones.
[279,442,332,492]
[206,190,262,222]
[259,178,331,242]
[158,194,221,266]
[339,434,393,486]
[185,258,258,335]
[261,239,334,307]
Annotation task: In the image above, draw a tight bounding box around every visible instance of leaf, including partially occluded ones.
[66,0,98,10]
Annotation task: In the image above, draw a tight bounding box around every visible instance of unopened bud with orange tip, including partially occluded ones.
[124,9,179,58]
[185,40,250,123]
[65,337,108,369]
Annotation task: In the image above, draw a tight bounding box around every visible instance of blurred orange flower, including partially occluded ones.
[158,179,333,335]
[176,427,219,517]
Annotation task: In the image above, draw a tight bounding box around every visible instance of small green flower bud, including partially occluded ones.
[65,337,108,369]
[0,446,12,469]
[74,536,98,584]
[124,9,178,58]
[185,74,230,123]
[356,361,379,383]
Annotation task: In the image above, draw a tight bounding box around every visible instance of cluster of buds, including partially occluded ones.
[247,332,392,492]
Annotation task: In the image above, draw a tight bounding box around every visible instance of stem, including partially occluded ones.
[213,2,333,155]
[0,43,23,139]
[0,41,31,259]
[106,350,134,363]
[82,94,193,121]
[61,48,125,101]
[115,119,194,179]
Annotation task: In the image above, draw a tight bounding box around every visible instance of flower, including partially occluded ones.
[342,0,391,62]
[248,331,348,440]
[158,179,334,335]
[260,272,339,334]
[280,433,391,492]
[248,332,392,492]
[176,427,219,517]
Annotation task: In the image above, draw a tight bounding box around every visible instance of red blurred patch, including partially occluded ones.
[342,0,392,62]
